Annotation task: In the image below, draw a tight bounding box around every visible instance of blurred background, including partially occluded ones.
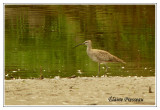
[5,5,155,79]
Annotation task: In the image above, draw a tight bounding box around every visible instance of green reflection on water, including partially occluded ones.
[5,5,155,79]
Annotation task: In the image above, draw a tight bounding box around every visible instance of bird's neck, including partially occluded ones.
[87,44,92,51]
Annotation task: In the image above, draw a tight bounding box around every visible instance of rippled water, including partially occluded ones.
[5,5,155,79]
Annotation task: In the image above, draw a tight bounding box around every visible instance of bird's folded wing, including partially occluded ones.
[93,49,126,64]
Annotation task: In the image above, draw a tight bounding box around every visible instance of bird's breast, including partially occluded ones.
[87,50,99,62]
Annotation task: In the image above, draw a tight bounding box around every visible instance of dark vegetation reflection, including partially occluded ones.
[5,5,155,79]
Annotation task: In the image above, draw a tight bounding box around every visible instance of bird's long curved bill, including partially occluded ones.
[73,43,84,48]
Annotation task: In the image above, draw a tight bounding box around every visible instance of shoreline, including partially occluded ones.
[5,76,155,105]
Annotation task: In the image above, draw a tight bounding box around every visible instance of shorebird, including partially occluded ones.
[74,40,126,76]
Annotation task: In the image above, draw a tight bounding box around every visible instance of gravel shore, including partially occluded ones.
[5,76,155,105]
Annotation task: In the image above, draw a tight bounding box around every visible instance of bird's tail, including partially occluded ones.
[113,56,126,64]
[120,60,126,64]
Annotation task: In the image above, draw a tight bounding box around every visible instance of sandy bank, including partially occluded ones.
[5,76,155,105]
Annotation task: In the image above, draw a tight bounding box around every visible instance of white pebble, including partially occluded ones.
[77,70,82,74]
[106,73,111,74]
[54,76,60,80]
[101,75,105,77]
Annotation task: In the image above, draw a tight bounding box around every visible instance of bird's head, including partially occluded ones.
[83,40,91,46]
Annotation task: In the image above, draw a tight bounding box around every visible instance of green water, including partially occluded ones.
[5,5,155,79]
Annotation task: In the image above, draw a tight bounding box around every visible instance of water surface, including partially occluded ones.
[5,5,155,79]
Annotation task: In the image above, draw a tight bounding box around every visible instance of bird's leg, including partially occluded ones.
[98,62,100,77]
[105,63,108,72]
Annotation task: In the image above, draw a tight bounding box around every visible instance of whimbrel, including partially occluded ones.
[74,40,126,76]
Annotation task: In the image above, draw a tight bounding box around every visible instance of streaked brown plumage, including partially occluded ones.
[74,40,126,76]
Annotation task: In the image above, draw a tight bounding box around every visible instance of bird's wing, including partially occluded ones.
[92,49,126,64]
